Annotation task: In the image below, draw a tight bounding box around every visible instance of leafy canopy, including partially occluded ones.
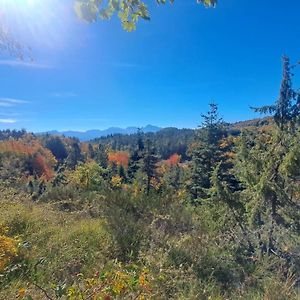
[75,0,217,31]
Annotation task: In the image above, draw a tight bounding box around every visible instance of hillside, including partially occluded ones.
[1,1,300,299]
[0,102,299,299]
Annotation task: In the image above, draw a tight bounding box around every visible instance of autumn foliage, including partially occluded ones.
[0,140,57,180]
[0,225,19,272]
[165,153,181,166]
[108,151,129,168]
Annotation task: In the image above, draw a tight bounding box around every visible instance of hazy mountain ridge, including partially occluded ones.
[36,117,272,142]
[39,125,161,141]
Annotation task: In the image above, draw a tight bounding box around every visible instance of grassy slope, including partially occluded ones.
[1,184,299,299]
[0,191,113,299]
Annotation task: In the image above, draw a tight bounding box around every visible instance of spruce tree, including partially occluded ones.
[252,56,300,131]
[142,139,158,194]
[235,57,300,259]
[190,103,226,200]
[127,129,145,181]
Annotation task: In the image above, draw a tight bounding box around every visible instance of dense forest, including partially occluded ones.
[0,57,300,299]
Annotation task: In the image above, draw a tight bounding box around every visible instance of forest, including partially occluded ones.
[0,56,300,299]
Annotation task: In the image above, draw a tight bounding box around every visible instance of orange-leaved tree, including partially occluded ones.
[0,139,57,180]
[108,151,130,168]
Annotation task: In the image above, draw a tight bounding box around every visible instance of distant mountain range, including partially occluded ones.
[37,118,272,142]
[39,125,161,141]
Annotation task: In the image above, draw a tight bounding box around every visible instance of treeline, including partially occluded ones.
[0,129,27,141]
[93,127,195,161]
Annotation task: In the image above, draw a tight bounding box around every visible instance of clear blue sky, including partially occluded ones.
[0,0,300,132]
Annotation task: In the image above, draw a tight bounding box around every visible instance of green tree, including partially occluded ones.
[252,56,300,131]
[190,103,226,200]
[87,143,95,159]
[44,136,68,164]
[65,142,84,170]
[165,163,182,191]
[74,0,217,31]
[127,129,145,181]
[235,130,300,259]
[52,166,67,187]
[70,161,106,190]
[94,144,108,168]
[118,164,127,182]
[235,57,300,259]
[142,139,158,194]
[209,161,254,254]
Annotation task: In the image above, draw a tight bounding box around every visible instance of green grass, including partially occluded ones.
[1,190,299,299]
[0,198,113,299]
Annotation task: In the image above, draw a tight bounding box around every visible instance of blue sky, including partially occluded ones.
[0,0,300,132]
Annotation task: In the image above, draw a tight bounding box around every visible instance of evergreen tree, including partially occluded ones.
[136,128,145,152]
[38,179,46,196]
[118,165,127,182]
[127,150,141,181]
[44,136,68,163]
[235,57,300,260]
[190,103,226,200]
[166,164,182,191]
[142,139,158,194]
[65,142,84,170]
[52,166,67,187]
[209,162,254,254]
[108,161,118,178]
[88,143,95,159]
[235,130,300,259]
[127,129,145,181]
[94,144,108,168]
[252,56,300,131]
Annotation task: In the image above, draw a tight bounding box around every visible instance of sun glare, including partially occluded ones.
[26,0,37,5]
[0,0,73,51]
[0,0,51,17]
[1,0,39,7]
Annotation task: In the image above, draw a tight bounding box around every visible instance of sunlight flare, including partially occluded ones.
[0,0,72,51]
